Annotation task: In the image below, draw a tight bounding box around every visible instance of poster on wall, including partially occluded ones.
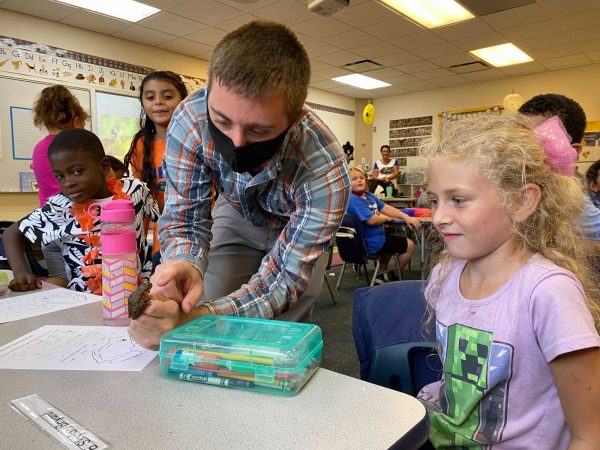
[388,116,432,161]
[10,106,45,160]
[95,92,141,161]
[0,36,206,98]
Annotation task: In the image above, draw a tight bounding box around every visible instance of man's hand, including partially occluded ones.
[8,272,41,292]
[149,259,203,313]
[128,296,181,350]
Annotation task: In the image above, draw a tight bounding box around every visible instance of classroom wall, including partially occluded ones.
[306,88,356,149]
[370,63,600,167]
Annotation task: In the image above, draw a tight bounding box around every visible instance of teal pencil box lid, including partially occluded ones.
[159,315,323,396]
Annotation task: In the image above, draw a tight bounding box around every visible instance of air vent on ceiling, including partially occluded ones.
[449,61,490,74]
[343,59,383,73]
[459,0,535,16]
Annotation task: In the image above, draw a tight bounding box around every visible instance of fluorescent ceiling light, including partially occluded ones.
[54,0,160,22]
[378,0,474,28]
[332,74,391,90]
[470,43,533,67]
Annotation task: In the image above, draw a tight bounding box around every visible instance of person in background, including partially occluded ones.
[4,129,159,293]
[518,93,600,244]
[123,71,188,260]
[31,85,89,282]
[347,166,419,282]
[106,155,126,179]
[372,145,399,194]
[586,159,600,210]
[418,114,600,448]
[128,20,350,350]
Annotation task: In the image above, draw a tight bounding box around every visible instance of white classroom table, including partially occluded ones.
[0,296,429,449]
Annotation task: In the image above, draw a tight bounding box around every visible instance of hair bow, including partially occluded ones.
[533,116,577,176]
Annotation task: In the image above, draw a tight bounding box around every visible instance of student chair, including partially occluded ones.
[352,279,442,396]
[0,221,49,277]
[322,244,337,306]
[334,213,401,289]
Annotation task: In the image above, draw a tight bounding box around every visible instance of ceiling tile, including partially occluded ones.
[390,32,444,51]
[113,25,176,46]
[215,0,279,12]
[375,52,422,67]
[361,67,405,81]
[527,44,580,60]
[140,12,207,37]
[498,61,547,75]
[60,11,130,35]
[371,85,410,96]
[185,26,228,46]
[171,0,242,24]
[414,68,455,80]
[158,38,212,56]
[429,53,478,68]
[195,50,213,61]
[434,18,494,41]
[251,0,315,25]
[578,39,600,53]
[384,73,421,84]
[585,50,600,63]
[394,60,439,74]
[542,0,600,17]
[312,66,353,79]
[333,1,397,28]
[429,75,471,87]
[453,32,508,51]
[143,0,189,9]
[556,9,600,31]
[398,80,437,92]
[416,43,464,60]
[482,3,550,30]
[290,17,352,39]
[311,79,344,90]
[569,25,600,43]
[362,17,422,41]
[539,53,590,69]
[310,60,333,71]
[500,20,560,41]
[302,40,341,58]
[517,33,572,52]
[461,69,506,81]
[321,29,380,49]
[350,41,402,59]
[1,0,76,20]
[213,13,256,31]
[314,50,363,66]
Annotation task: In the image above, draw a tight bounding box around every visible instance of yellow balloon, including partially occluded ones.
[363,103,375,126]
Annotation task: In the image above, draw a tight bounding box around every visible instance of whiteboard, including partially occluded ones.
[0,76,91,192]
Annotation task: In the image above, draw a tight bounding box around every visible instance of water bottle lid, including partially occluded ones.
[101,231,137,255]
[99,199,135,223]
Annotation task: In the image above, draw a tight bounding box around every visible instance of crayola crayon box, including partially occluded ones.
[159,315,323,396]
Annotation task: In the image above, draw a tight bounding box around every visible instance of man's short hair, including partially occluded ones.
[519,93,587,144]
[207,20,310,121]
[48,128,105,162]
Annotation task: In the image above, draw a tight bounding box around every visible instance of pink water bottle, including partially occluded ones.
[97,199,137,326]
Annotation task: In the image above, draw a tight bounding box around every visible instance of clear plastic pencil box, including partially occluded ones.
[160,315,323,396]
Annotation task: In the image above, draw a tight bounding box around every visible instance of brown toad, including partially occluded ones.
[128,282,152,320]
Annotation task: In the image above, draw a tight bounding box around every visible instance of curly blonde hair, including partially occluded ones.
[420,113,600,330]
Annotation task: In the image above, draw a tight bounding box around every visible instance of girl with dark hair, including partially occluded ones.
[123,71,187,256]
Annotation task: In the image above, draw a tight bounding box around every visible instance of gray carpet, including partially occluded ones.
[311,264,422,380]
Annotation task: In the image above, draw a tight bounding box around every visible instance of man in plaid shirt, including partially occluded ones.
[129,20,350,349]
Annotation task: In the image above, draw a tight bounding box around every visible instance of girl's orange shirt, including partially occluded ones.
[131,138,165,255]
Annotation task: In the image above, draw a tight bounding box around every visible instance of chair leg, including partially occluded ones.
[336,262,348,290]
[323,274,338,306]
[394,254,402,280]
[369,260,381,286]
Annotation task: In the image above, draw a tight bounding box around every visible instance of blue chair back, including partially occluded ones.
[352,279,442,396]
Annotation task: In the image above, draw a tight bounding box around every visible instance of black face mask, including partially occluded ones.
[207,112,288,173]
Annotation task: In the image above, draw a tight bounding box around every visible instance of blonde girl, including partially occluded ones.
[418,114,600,448]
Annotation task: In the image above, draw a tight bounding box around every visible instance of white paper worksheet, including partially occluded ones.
[0,325,157,371]
[0,287,101,323]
